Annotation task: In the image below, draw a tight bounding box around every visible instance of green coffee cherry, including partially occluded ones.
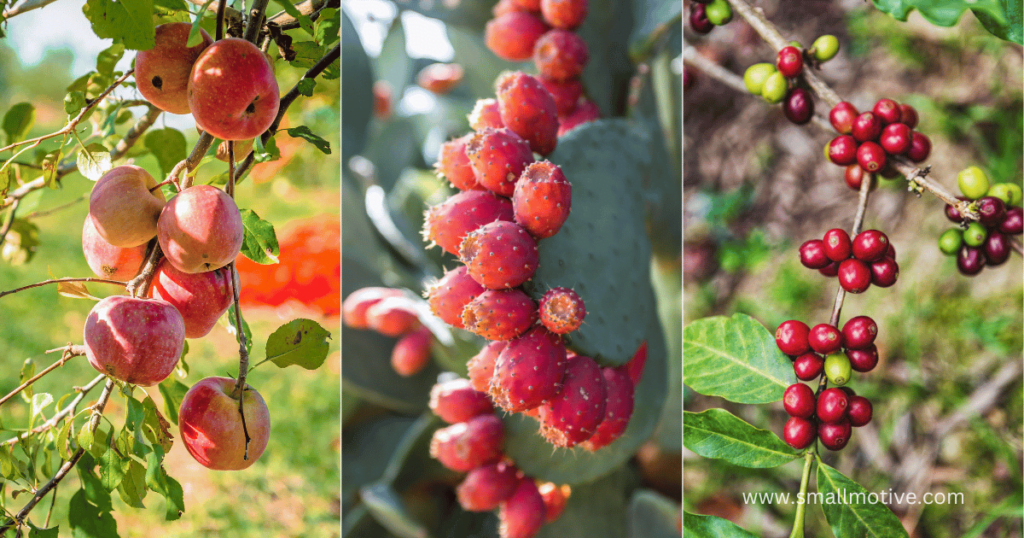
[789,41,803,49]
[812,35,840,62]
[743,63,777,95]
[1006,183,1023,206]
[957,166,990,200]
[937,228,963,255]
[963,222,988,247]
[761,72,788,104]
[704,0,733,25]
[987,182,1023,206]
[824,353,852,386]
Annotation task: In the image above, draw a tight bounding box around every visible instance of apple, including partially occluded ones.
[135,22,213,115]
[83,295,184,386]
[148,260,233,338]
[82,214,148,280]
[188,38,280,141]
[178,377,271,471]
[157,185,244,274]
[89,165,166,248]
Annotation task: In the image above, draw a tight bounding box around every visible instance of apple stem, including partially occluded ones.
[229,263,253,458]
[226,141,236,197]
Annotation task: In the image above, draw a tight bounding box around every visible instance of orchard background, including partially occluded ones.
[683,0,1023,536]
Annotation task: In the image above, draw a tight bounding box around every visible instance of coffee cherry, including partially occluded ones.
[844,164,875,192]
[827,135,858,166]
[985,183,1015,205]
[783,383,816,418]
[1000,184,1022,206]
[937,228,963,255]
[799,239,831,269]
[783,88,814,124]
[898,103,918,128]
[776,46,803,78]
[945,197,969,223]
[962,222,988,248]
[829,102,858,134]
[841,316,877,350]
[689,3,714,34]
[824,352,852,386]
[957,166,990,200]
[852,229,889,262]
[906,132,931,162]
[704,0,733,25]
[869,257,899,288]
[775,320,811,356]
[999,206,1023,235]
[811,35,839,61]
[856,142,886,172]
[793,352,824,381]
[976,196,1007,227]
[822,228,852,261]
[872,99,902,125]
[847,396,873,427]
[818,261,840,277]
[851,112,883,142]
[837,259,871,293]
[816,388,849,424]
[847,345,878,372]
[818,420,852,451]
[809,324,844,355]
[784,416,816,450]
[886,243,896,260]
[956,246,986,276]
[879,123,912,155]
[983,230,1010,266]
[761,72,788,104]
[743,63,777,95]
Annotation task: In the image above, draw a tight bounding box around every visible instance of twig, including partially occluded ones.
[229,264,253,459]
[0,345,86,407]
[267,0,332,29]
[1,375,105,447]
[1,0,63,19]
[216,0,227,40]
[126,240,162,298]
[173,133,215,190]
[57,104,163,179]
[243,0,272,43]
[1009,237,1022,256]
[0,277,125,300]
[21,194,88,220]
[0,198,20,247]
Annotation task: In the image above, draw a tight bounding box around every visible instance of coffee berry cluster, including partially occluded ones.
[742,35,840,123]
[799,228,898,293]
[937,166,1023,275]
[342,287,433,376]
[826,99,929,182]
[688,0,733,35]
[775,316,880,451]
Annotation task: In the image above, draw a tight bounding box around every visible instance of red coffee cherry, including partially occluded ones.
[837,259,871,293]
[808,324,844,355]
[856,141,886,173]
[827,135,858,166]
[879,123,912,155]
[847,344,879,372]
[829,102,858,134]
[945,197,969,223]
[775,320,810,356]
[793,352,824,381]
[906,132,931,162]
[886,243,896,260]
[872,98,902,125]
[784,416,816,450]
[957,246,986,276]
[689,3,714,34]
[818,261,840,277]
[898,103,918,128]
[852,229,890,262]
[984,231,1011,266]
[999,206,1023,235]
[776,46,803,78]
[844,164,875,192]
[847,396,873,427]
[976,196,1007,227]
[841,315,877,350]
[799,239,830,269]
[851,112,883,142]
[818,419,852,451]
[870,257,899,287]
[783,383,816,418]
[783,88,814,125]
[822,228,852,262]
[816,387,849,424]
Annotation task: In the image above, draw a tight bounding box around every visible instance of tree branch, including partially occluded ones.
[229,264,253,459]
[1,374,104,447]
[1,0,63,19]
[0,344,86,408]
[0,277,126,300]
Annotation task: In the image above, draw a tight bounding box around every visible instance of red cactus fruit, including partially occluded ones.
[494,0,529,16]
[429,414,504,472]
[513,161,572,239]
[423,190,514,256]
[365,296,420,337]
[580,366,635,451]
[623,340,647,386]
[496,71,559,156]
[436,134,480,191]
[537,355,608,447]
[537,482,571,522]
[391,326,432,376]
[458,461,521,512]
[462,289,539,341]
[490,326,568,413]
[417,62,464,94]
[533,29,589,81]
[540,0,588,30]
[486,12,549,62]
[469,341,507,393]
[512,0,542,11]
[342,287,403,329]
[460,221,540,290]
[426,266,486,329]
[557,98,599,136]
[469,98,505,131]
[537,287,585,334]
[429,378,495,424]
[499,478,546,538]
[465,128,535,197]
[538,76,583,116]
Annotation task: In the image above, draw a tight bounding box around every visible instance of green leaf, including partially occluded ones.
[682,512,759,538]
[96,43,125,76]
[285,125,331,154]
[116,460,147,508]
[57,417,75,460]
[816,459,910,538]
[683,313,795,404]
[187,0,215,47]
[146,451,185,520]
[78,427,95,453]
[19,358,35,401]
[226,303,253,355]
[144,128,187,177]
[82,0,156,50]
[314,7,340,45]
[297,78,316,96]
[157,379,189,425]
[3,102,35,144]
[65,91,87,116]
[30,392,53,422]
[265,319,332,370]
[77,143,113,181]
[0,446,17,479]
[252,135,280,163]
[273,0,314,35]
[290,41,327,68]
[40,149,62,189]
[0,166,12,197]
[98,448,128,491]
[76,453,114,512]
[871,0,1022,44]
[683,409,799,468]
[142,397,173,453]
[26,522,60,537]
[239,208,280,264]
[68,488,119,538]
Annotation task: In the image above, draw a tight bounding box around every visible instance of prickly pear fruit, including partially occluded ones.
[457,461,520,512]
[426,266,485,329]
[537,355,607,447]
[490,326,567,413]
[391,326,432,376]
[429,378,495,424]
[485,12,549,62]
[496,71,559,156]
[557,98,599,136]
[465,128,535,197]
[533,29,589,81]
[460,221,540,290]
[512,161,572,239]
[342,287,404,329]
[470,98,505,131]
[623,341,647,386]
[538,76,583,116]
[365,296,420,337]
[537,482,571,522]
[462,289,538,341]
[436,134,480,191]
[579,366,635,451]
[499,478,546,538]
[537,287,585,334]
[541,0,588,30]
[423,190,514,256]
[429,414,504,472]
[468,341,507,393]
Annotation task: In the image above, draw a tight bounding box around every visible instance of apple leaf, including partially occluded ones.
[76,143,112,181]
[40,149,61,189]
[96,43,124,76]
[68,488,119,538]
[116,460,147,508]
[157,379,188,425]
[238,208,280,264]
[297,78,316,96]
[0,166,12,197]
[82,0,156,51]
[285,126,331,154]
[314,8,340,46]
[186,0,215,47]
[144,128,187,177]
[146,451,185,521]
[98,448,128,491]
[252,135,280,163]
[25,521,59,538]
[2,103,35,144]
[265,319,332,370]
[290,41,328,68]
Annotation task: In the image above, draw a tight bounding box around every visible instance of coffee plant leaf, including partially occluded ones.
[871,0,1022,44]
[683,313,796,404]
[684,409,800,468]
[683,512,759,538]
[629,490,683,538]
[265,318,332,370]
[816,458,910,538]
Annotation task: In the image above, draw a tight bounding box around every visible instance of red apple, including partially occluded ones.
[135,22,213,114]
[148,261,233,338]
[84,295,184,386]
[89,165,166,248]
[82,214,147,280]
[178,377,271,471]
[157,185,244,274]
[188,38,280,140]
